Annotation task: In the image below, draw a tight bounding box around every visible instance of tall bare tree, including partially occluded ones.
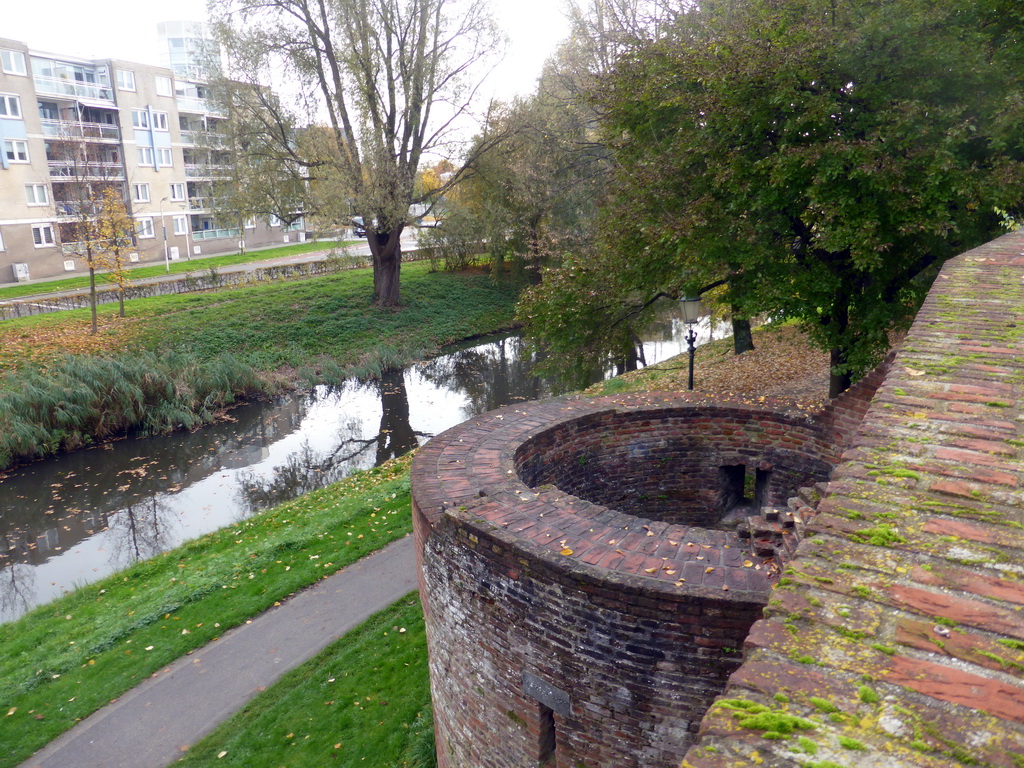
[211,0,502,306]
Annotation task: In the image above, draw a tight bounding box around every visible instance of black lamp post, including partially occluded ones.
[679,296,701,390]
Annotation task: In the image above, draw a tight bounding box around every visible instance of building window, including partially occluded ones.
[153,111,169,131]
[4,139,28,163]
[0,229,5,251]
[131,110,150,129]
[157,147,173,167]
[244,217,256,230]
[132,183,150,203]
[32,223,55,247]
[137,146,154,166]
[25,183,49,205]
[136,217,154,239]
[169,182,186,201]
[173,215,188,235]
[0,94,22,118]
[155,76,172,97]
[268,214,281,227]
[1,50,27,76]
[115,69,136,91]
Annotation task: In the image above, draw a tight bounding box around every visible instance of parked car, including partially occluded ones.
[351,217,367,237]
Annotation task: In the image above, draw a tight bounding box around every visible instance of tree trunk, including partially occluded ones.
[88,263,98,334]
[367,226,403,306]
[826,286,852,398]
[829,347,852,398]
[731,308,754,355]
[118,291,125,318]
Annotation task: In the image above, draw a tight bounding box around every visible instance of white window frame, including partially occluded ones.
[0,94,22,119]
[244,217,256,230]
[169,182,186,201]
[0,229,5,251]
[136,217,155,239]
[153,111,168,131]
[137,146,154,167]
[157,147,173,167]
[1,50,26,76]
[132,183,150,203]
[31,223,55,247]
[172,214,188,236]
[4,139,28,163]
[115,69,136,91]
[131,109,150,129]
[155,76,172,97]
[25,183,49,206]
[268,214,281,227]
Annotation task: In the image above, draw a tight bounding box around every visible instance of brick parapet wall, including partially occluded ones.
[683,230,1024,767]
[412,394,853,767]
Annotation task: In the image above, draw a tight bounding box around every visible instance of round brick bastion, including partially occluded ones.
[411,392,838,768]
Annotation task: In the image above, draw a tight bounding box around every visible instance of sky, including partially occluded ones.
[2,0,572,102]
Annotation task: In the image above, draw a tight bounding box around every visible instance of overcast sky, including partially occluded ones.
[3,1,571,102]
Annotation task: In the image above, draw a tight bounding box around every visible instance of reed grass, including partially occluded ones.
[0,352,266,468]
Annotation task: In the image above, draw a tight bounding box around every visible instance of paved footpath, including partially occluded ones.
[20,536,418,768]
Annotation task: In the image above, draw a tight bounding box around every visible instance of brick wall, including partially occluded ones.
[682,230,1024,767]
[412,397,851,767]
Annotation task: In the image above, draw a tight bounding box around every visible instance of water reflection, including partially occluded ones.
[0,304,722,621]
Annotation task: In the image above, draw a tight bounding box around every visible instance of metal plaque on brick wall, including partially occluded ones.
[522,671,570,717]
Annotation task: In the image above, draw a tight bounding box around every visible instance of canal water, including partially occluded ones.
[0,305,723,622]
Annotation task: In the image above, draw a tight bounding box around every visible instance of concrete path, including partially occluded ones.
[20,536,418,768]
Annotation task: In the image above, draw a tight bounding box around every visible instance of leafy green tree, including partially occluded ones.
[211,0,500,306]
[528,0,1024,396]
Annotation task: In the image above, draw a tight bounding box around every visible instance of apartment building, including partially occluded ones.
[0,30,305,285]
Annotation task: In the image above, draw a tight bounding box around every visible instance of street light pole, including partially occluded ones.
[679,296,702,391]
[160,197,169,272]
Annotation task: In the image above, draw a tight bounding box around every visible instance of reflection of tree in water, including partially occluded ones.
[0,560,35,621]
[107,497,175,570]
[417,336,547,419]
[234,370,428,516]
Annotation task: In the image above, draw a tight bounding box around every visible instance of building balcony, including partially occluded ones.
[187,195,229,211]
[34,75,114,103]
[41,119,120,142]
[180,130,228,148]
[48,160,125,180]
[192,227,240,241]
[184,163,230,179]
[176,96,225,117]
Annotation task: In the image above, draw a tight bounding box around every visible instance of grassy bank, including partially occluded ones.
[0,239,356,301]
[0,456,414,768]
[0,260,524,469]
[177,596,433,768]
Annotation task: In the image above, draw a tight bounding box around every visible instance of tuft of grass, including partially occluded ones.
[0,457,414,768]
[175,595,433,768]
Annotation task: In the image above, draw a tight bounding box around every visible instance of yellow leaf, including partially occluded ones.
[644,567,657,573]
[560,548,574,556]
[705,567,715,574]
[6,708,15,717]
[743,560,754,567]
[905,367,926,376]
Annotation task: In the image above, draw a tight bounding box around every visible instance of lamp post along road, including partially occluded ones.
[160,197,169,272]
[679,297,702,391]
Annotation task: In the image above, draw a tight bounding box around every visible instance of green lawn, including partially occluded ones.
[0,239,356,301]
[0,457,415,768]
[176,596,433,768]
